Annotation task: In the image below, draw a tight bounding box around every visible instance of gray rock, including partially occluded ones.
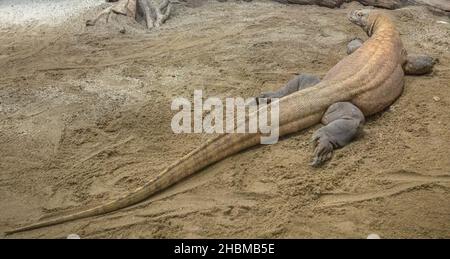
[273,0,344,8]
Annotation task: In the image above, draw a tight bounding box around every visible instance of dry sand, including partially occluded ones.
[0,0,449,238]
[0,0,103,26]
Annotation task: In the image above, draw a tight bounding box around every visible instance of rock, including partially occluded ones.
[367,233,381,239]
[418,0,450,12]
[359,0,450,15]
[67,234,81,239]
[358,0,407,9]
[433,96,441,102]
[273,0,344,8]
[273,0,450,15]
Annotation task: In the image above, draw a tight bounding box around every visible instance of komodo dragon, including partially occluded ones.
[5,9,434,235]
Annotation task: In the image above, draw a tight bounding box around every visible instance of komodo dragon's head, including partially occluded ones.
[348,9,383,37]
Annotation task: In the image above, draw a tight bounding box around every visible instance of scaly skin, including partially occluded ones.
[6,10,406,235]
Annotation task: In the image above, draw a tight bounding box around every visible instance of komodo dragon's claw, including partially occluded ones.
[311,137,334,167]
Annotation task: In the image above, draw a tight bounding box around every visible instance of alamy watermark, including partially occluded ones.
[171,90,280,144]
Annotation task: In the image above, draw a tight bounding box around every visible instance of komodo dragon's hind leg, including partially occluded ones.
[311,102,365,167]
[346,38,436,75]
[256,72,365,166]
[255,74,320,104]
[254,74,363,167]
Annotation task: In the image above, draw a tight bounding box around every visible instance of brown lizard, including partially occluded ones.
[5,9,433,235]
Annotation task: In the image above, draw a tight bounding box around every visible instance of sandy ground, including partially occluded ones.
[0,0,103,26]
[0,0,449,238]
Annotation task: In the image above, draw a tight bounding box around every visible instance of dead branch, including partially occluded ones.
[86,0,175,30]
[138,0,155,29]
[140,0,174,29]
[86,6,114,26]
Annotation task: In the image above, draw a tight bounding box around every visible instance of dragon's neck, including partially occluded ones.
[369,15,395,37]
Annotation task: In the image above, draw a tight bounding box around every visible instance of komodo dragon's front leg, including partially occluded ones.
[255,74,366,166]
[257,74,320,102]
[347,38,436,75]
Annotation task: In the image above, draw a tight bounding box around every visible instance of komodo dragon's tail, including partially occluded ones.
[5,80,338,235]
[6,81,337,235]
[7,65,349,236]
[5,117,267,235]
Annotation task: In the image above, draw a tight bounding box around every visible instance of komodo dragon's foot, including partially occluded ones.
[403,54,437,75]
[255,74,320,105]
[311,102,365,167]
[347,38,364,55]
[311,134,335,166]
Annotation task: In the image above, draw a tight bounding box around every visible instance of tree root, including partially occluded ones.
[86,0,175,30]
[138,0,174,29]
